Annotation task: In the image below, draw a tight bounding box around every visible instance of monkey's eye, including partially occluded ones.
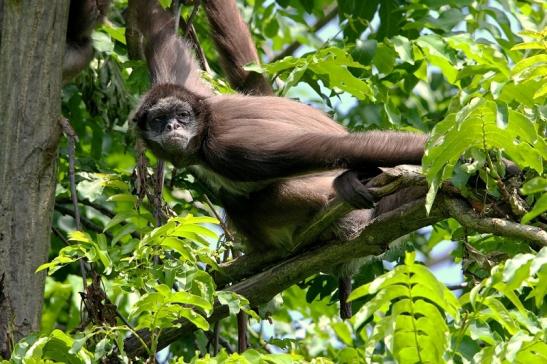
[176,112,191,123]
[146,116,169,133]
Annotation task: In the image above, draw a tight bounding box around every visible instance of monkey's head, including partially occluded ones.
[132,84,207,166]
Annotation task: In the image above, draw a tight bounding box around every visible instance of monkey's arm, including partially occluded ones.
[206,130,426,181]
[203,0,273,95]
[203,96,426,182]
[133,0,212,96]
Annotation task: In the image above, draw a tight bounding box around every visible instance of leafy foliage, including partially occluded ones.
[8,0,546,363]
[346,249,547,362]
[349,252,459,363]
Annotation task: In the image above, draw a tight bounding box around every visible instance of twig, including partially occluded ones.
[184,0,201,37]
[443,197,547,246]
[271,6,338,62]
[59,118,88,290]
[52,226,71,246]
[56,196,115,218]
[178,9,211,73]
[125,0,145,60]
[134,141,171,227]
[153,160,166,226]
[495,178,528,217]
[213,321,221,355]
[54,204,113,239]
[231,249,248,352]
[446,283,468,291]
[59,120,121,335]
[204,194,234,242]
[205,327,234,354]
[169,168,178,189]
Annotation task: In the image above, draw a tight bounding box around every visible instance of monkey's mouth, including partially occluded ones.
[165,133,184,140]
[162,133,189,151]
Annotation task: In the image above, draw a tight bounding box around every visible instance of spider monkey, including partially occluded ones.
[132,0,427,318]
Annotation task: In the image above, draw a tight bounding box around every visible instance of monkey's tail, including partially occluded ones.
[338,276,353,319]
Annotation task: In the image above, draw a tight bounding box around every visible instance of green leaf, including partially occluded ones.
[373,43,396,75]
[495,101,508,129]
[352,39,377,66]
[423,101,544,194]
[91,31,114,54]
[417,35,458,83]
[68,231,92,243]
[482,296,519,334]
[178,307,209,330]
[158,0,172,9]
[36,255,79,274]
[522,193,547,224]
[332,321,353,346]
[309,48,374,100]
[511,41,546,50]
[91,241,112,275]
[100,24,126,45]
[338,0,380,42]
[512,54,547,78]
[390,36,414,64]
[168,291,213,314]
[377,0,400,40]
[534,82,547,99]
[159,237,194,261]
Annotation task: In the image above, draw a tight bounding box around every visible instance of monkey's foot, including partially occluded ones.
[333,170,376,209]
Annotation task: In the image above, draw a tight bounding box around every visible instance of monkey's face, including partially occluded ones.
[135,96,198,165]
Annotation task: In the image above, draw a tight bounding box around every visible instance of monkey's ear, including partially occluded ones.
[128,102,147,129]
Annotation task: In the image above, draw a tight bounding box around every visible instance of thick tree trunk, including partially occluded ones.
[0,0,68,357]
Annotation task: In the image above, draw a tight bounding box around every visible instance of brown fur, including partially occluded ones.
[204,0,273,95]
[132,0,427,253]
[202,94,426,181]
[133,0,212,96]
[133,0,428,319]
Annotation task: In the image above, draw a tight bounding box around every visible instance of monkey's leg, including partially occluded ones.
[338,276,353,319]
[327,209,374,319]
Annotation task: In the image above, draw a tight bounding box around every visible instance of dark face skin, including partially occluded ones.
[135,96,198,166]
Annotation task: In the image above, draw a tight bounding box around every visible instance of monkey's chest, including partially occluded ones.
[189,165,266,196]
[190,166,343,253]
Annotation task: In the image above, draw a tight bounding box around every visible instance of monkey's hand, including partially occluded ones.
[333,169,380,209]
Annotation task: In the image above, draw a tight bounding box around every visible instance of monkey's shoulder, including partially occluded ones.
[205,95,346,134]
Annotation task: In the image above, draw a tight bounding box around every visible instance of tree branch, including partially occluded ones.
[443,197,547,246]
[56,196,115,218]
[54,204,112,239]
[125,189,443,356]
[123,164,546,357]
[215,165,425,287]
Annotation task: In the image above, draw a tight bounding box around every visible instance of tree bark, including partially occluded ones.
[0,0,68,357]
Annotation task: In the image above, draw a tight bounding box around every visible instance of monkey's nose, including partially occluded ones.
[165,121,181,132]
